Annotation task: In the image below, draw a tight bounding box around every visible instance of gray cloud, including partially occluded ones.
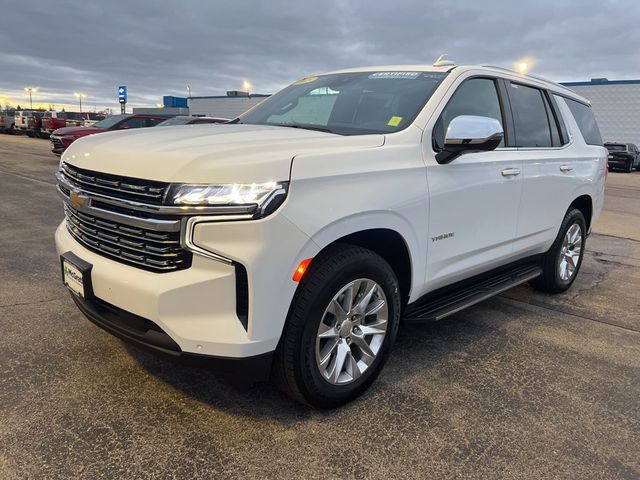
[1,0,639,110]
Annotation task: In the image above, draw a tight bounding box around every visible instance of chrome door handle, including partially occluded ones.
[501,168,520,177]
[560,165,573,172]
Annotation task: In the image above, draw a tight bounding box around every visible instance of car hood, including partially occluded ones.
[62,124,385,184]
[53,126,106,136]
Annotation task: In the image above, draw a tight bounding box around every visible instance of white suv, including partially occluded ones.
[55,62,606,407]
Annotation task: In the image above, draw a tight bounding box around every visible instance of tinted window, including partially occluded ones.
[542,93,565,147]
[146,117,168,127]
[434,78,504,149]
[94,115,128,129]
[119,117,146,129]
[550,94,569,146]
[565,98,603,146]
[156,117,192,126]
[508,83,552,147]
[605,144,626,152]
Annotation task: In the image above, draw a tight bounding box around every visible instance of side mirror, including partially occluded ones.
[436,115,504,164]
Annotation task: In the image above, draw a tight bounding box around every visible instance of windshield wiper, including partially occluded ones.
[227,117,242,124]
[271,123,334,134]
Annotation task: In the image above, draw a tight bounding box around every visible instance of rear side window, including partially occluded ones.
[119,117,146,129]
[565,98,603,146]
[146,117,167,127]
[508,82,553,147]
[433,77,504,150]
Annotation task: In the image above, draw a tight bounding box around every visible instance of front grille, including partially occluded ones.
[61,162,168,205]
[64,204,191,272]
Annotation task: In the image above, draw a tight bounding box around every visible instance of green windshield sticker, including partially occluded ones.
[368,72,421,80]
[387,116,403,127]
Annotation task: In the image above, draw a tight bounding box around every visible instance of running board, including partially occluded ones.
[403,262,542,322]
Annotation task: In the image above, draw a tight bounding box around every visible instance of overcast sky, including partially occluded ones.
[2,0,639,111]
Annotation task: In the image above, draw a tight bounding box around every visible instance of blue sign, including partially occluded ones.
[118,86,127,104]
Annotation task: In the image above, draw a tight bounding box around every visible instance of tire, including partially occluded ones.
[530,207,586,293]
[626,159,633,173]
[272,244,401,408]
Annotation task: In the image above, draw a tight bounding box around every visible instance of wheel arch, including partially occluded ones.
[317,228,413,308]
[569,194,593,232]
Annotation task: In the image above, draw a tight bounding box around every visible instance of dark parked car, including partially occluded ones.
[155,116,229,126]
[605,142,639,172]
[50,114,174,155]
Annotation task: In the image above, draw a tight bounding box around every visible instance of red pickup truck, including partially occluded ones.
[50,113,174,155]
[42,111,83,136]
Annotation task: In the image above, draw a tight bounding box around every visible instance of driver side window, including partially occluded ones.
[433,78,504,150]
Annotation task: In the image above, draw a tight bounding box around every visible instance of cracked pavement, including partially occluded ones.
[0,135,638,479]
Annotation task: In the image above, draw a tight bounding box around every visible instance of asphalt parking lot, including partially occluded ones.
[1,134,638,479]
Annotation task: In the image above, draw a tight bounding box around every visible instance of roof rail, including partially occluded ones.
[482,65,578,95]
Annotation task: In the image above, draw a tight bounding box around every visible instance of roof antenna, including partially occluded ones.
[433,54,455,67]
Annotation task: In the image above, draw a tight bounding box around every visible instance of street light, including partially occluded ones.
[74,92,87,113]
[24,87,38,110]
[186,85,192,98]
[517,62,529,74]
[242,81,252,94]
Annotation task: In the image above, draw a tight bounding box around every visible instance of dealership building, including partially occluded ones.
[560,78,640,146]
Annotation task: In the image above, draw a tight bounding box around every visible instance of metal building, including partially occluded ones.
[560,79,640,146]
[188,91,270,119]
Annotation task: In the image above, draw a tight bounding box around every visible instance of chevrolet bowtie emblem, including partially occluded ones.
[69,189,91,209]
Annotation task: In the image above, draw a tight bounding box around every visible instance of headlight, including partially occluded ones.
[168,181,288,217]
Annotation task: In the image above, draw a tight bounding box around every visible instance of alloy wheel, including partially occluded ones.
[315,279,388,385]
[558,223,583,281]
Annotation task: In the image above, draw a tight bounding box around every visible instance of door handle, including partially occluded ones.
[560,165,573,173]
[501,168,520,177]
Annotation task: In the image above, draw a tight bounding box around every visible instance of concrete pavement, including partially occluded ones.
[0,134,638,479]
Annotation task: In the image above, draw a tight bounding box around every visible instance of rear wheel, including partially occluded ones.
[273,244,401,408]
[530,208,586,293]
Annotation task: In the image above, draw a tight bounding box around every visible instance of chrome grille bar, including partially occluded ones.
[64,204,190,272]
[61,162,167,204]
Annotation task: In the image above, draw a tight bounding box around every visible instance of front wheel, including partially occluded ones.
[626,159,634,173]
[530,207,586,293]
[273,244,401,408]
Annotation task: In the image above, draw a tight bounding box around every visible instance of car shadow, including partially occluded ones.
[122,301,504,422]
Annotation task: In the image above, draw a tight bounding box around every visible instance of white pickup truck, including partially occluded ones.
[55,61,606,407]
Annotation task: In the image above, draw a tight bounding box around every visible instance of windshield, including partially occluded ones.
[239,71,447,135]
[606,144,627,152]
[93,115,128,129]
[156,117,193,126]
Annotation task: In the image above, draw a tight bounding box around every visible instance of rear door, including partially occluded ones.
[507,82,578,256]
[424,76,523,289]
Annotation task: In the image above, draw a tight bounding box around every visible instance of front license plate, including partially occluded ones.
[62,258,86,298]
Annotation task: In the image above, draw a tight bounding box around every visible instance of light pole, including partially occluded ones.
[24,87,38,110]
[74,92,87,113]
[243,81,252,95]
[186,85,192,98]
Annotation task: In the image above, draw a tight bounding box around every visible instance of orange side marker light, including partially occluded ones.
[293,258,313,282]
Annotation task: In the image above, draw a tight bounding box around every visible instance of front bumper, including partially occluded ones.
[70,291,274,383]
[55,209,318,359]
[51,136,70,154]
[607,156,632,169]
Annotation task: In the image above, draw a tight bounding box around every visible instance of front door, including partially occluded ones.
[424,76,522,291]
